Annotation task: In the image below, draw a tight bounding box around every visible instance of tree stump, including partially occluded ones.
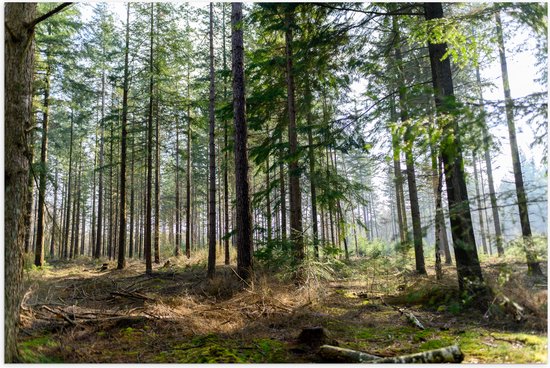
[297,327,336,348]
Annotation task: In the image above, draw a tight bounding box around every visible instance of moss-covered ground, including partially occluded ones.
[17,251,547,363]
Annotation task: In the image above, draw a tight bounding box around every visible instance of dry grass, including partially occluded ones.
[17,252,548,363]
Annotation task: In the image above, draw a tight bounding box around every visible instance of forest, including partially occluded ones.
[4,1,548,363]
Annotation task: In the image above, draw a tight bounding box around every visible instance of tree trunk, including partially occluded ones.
[5,3,37,361]
[117,2,130,270]
[50,167,59,258]
[425,2,483,292]
[34,55,51,267]
[394,20,426,273]
[175,115,181,257]
[305,77,319,259]
[207,2,217,279]
[63,111,75,259]
[232,2,254,280]
[475,63,504,256]
[472,152,488,254]
[185,59,192,259]
[144,2,154,275]
[284,7,305,274]
[95,68,106,259]
[495,11,542,276]
[223,3,230,265]
[279,138,287,243]
[154,92,161,264]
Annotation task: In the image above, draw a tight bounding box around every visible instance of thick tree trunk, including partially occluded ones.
[284,8,305,274]
[5,3,37,361]
[495,11,542,276]
[117,3,130,270]
[425,2,483,292]
[232,2,254,280]
[207,2,217,279]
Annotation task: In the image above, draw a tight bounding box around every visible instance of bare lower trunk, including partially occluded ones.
[232,2,253,280]
[5,4,37,360]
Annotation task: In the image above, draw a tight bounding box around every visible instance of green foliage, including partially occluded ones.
[408,16,479,68]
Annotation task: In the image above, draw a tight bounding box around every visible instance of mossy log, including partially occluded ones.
[319,344,463,364]
[318,345,380,363]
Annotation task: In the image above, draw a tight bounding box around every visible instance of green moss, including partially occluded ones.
[19,336,62,363]
[153,334,288,363]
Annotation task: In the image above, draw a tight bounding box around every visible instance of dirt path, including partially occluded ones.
[18,257,547,363]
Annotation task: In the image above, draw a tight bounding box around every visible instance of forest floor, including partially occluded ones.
[18,251,547,363]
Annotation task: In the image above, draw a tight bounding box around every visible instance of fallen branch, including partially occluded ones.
[110,291,154,302]
[378,296,425,330]
[41,305,76,326]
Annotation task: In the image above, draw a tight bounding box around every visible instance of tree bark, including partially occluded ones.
[475,63,504,257]
[185,55,192,259]
[472,152,488,254]
[144,2,154,275]
[232,2,254,280]
[117,2,130,270]
[34,54,51,267]
[94,68,106,259]
[207,2,217,279]
[284,7,305,275]
[222,3,230,266]
[305,77,319,259]
[62,111,75,259]
[50,167,59,258]
[495,11,542,276]
[5,3,37,361]
[393,19,426,273]
[425,2,483,292]
[154,92,161,264]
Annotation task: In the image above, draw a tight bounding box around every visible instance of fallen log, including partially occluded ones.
[371,345,464,363]
[318,345,380,363]
[318,344,463,364]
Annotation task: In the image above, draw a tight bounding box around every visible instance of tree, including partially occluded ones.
[5,2,72,361]
[495,11,543,277]
[117,2,131,270]
[284,6,305,276]
[232,2,253,280]
[424,2,483,293]
[144,2,154,275]
[207,2,217,279]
